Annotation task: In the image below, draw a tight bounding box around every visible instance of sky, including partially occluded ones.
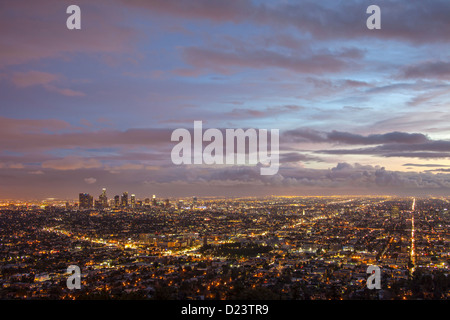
[2,0,450,200]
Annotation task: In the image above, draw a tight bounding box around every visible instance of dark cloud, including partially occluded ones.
[283,129,429,145]
[226,105,305,119]
[326,131,429,145]
[283,128,327,143]
[121,0,450,44]
[399,61,450,80]
[318,149,450,159]
[403,163,450,167]
[283,128,450,159]
[279,152,322,164]
[180,46,358,75]
[425,168,450,173]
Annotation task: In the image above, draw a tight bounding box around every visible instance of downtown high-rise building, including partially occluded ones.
[79,193,93,209]
[114,195,120,208]
[131,194,136,208]
[99,188,108,209]
[121,192,128,208]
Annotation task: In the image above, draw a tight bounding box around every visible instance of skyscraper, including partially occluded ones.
[79,193,93,209]
[121,192,128,208]
[131,194,136,208]
[114,195,120,208]
[99,188,108,209]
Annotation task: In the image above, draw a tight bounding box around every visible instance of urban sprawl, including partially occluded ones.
[0,191,449,300]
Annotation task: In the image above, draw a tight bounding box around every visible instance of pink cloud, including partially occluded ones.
[180,46,353,75]
[11,71,59,88]
[0,117,73,134]
[0,0,138,68]
[84,177,97,184]
[42,156,102,171]
[9,70,85,97]
[45,85,85,97]
[0,116,172,151]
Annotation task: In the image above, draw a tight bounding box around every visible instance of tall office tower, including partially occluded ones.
[99,188,108,209]
[121,192,128,208]
[193,196,197,209]
[152,195,157,206]
[114,195,120,208]
[144,198,150,206]
[131,194,136,208]
[79,193,93,209]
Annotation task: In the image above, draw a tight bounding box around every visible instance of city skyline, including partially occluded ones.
[2,1,450,199]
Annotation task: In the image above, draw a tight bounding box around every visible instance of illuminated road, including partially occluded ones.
[410,198,416,275]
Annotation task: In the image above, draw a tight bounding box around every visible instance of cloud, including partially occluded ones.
[156,162,450,195]
[8,70,85,97]
[28,170,45,175]
[121,0,450,44]
[11,71,59,88]
[42,157,102,171]
[282,128,450,159]
[399,61,450,80]
[279,152,323,164]
[0,117,173,152]
[226,105,304,119]
[425,168,450,173]
[0,162,25,169]
[180,46,360,75]
[0,117,73,134]
[283,129,430,145]
[120,0,254,23]
[4,157,450,198]
[403,163,450,168]
[84,177,97,184]
[325,131,429,145]
[45,86,85,97]
[0,0,138,68]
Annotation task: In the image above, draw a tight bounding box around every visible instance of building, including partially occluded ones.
[79,193,93,209]
[193,196,198,209]
[131,194,136,208]
[121,192,128,208]
[114,195,120,208]
[99,188,108,209]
